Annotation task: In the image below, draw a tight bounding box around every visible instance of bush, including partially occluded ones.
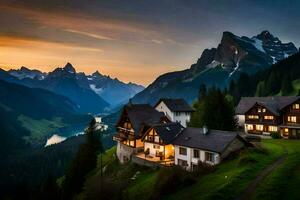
[192,162,215,177]
[271,132,281,139]
[152,166,196,198]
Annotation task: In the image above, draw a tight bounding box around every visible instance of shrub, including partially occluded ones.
[152,166,196,198]
[192,162,215,177]
[271,132,281,139]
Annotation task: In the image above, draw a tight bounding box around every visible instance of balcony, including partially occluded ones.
[132,152,174,167]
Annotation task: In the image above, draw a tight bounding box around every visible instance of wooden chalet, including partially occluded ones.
[113,103,169,163]
[236,96,300,138]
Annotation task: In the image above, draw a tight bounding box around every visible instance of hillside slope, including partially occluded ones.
[0,79,91,151]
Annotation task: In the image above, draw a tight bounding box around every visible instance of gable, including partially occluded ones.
[244,103,279,116]
[281,99,300,112]
[143,128,164,144]
[155,101,172,115]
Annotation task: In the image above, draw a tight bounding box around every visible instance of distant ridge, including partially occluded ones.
[132,30,298,105]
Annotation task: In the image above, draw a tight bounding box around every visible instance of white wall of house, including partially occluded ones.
[155,101,174,120]
[174,145,220,171]
[144,142,164,157]
[236,114,245,127]
[155,101,191,127]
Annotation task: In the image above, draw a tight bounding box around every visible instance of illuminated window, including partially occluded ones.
[256,125,264,131]
[248,115,259,119]
[258,108,262,113]
[264,115,274,120]
[288,116,297,123]
[246,124,253,130]
[268,126,278,132]
[285,128,289,132]
[293,104,300,109]
[262,108,266,112]
[130,140,135,147]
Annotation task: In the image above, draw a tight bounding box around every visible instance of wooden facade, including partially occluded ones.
[280,100,300,139]
[143,128,174,160]
[113,111,143,148]
[244,103,280,135]
[244,100,300,139]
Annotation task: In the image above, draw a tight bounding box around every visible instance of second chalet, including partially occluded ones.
[236,96,300,139]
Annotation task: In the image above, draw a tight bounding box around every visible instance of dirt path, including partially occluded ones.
[235,150,287,200]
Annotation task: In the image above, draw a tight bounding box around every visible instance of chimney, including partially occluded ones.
[203,126,209,135]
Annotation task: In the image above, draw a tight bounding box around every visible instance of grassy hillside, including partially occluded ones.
[77,139,300,200]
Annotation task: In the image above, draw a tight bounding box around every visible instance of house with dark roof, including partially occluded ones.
[132,122,184,165]
[113,103,169,163]
[236,96,300,138]
[113,99,246,169]
[172,127,246,171]
[155,98,194,127]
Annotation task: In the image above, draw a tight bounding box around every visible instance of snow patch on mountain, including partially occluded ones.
[251,37,265,53]
[89,84,103,95]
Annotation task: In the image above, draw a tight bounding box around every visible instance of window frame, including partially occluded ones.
[193,149,200,158]
[205,152,214,162]
[179,147,187,155]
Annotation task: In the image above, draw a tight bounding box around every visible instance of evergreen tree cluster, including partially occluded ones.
[228,52,300,104]
[62,119,103,199]
[189,85,237,131]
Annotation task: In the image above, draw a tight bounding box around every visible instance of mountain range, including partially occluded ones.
[132,30,299,104]
[0,63,144,113]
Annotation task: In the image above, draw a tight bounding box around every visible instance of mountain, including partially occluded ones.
[8,66,46,80]
[40,63,110,114]
[0,79,91,153]
[2,63,144,112]
[132,30,298,104]
[229,51,300,103]
[87,71,144,106]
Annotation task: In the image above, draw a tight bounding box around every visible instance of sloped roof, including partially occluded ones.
[143,122,184,144]
[121,104,166,136]
[155,98,194,112]
[173,128,244,153]
[236,96,300,115]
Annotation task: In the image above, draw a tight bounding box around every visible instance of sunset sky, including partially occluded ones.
[0,0,300,86]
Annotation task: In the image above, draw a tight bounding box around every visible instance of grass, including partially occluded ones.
[165,141,285,200]
[276,79,300,96]
[78,140,300,200]
[123,170,158,200]
[292,79,300,93]
[252,140,300,200]
[18,115,65,145]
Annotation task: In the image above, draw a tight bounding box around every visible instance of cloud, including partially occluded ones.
[63,29,115,41]
[151,39,163,44]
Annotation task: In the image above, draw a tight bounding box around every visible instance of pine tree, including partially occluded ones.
[281,74,293,96]
[39,175,60,200]
[202,88,237,131]
[265,71,280,95]
[198,84,207,101]
[255,81,266,97]
[188,101,205,127]
[62,118,103,199]
[189,87,237,131]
